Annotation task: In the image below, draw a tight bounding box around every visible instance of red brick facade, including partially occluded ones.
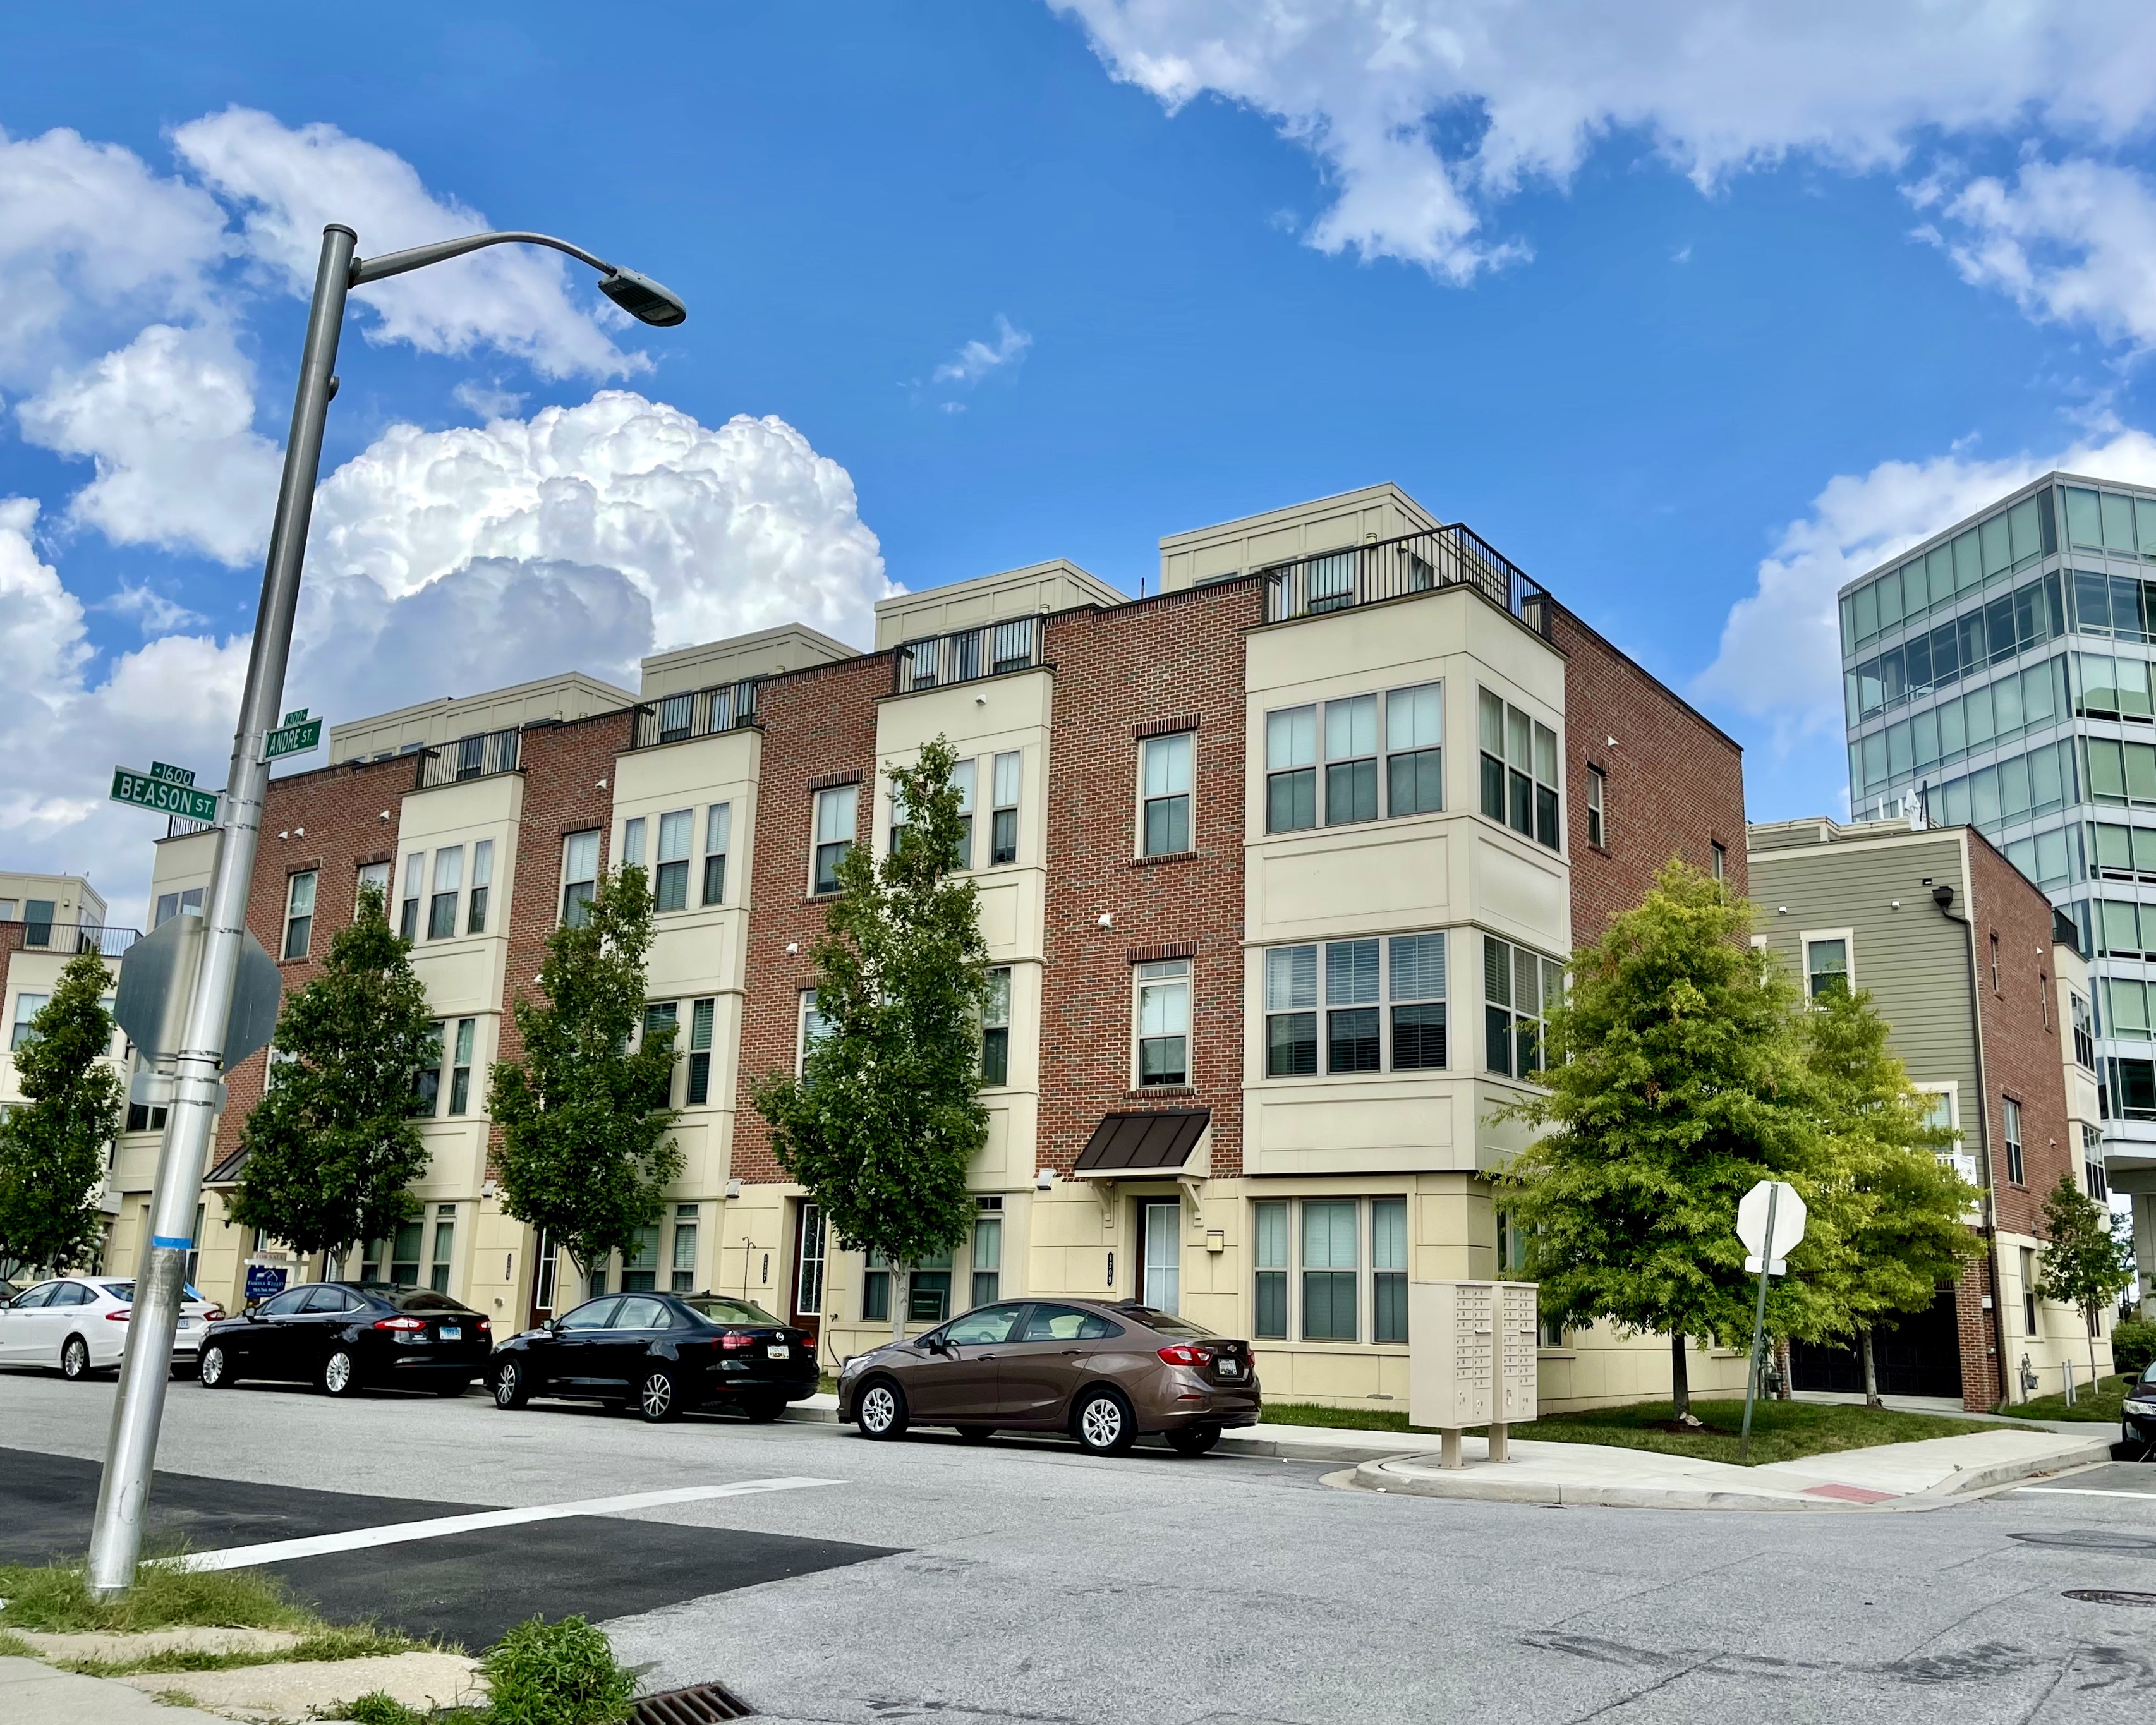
[1550,604,1748,937]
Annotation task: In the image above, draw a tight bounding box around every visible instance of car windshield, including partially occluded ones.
[681,1296,779,1326]
[1121,1305,1218,1338]
[391,1290,475,1314]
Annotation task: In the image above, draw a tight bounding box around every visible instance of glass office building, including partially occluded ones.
[1840,471,2156,1149]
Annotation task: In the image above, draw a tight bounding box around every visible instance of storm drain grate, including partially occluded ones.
[629,1681,758,1722]
[2064,1589,2156,1607]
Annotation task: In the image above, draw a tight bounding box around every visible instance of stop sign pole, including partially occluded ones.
[1736,1179,1807,1463]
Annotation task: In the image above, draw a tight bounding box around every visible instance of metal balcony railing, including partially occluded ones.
[629,678,761,749]
[164,814,217,839]
[5,921,143,957]
[1260,524,1552,637]
[415,727,521,789]
[893,616,1041,695]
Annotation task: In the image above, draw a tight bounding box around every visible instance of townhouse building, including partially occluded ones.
[99,484,1748,1410]
[1839,473,2156,1314]
[1749,816,2109,1410]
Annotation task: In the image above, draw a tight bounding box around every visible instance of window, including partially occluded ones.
[813,784,856,893]
[655,809,693,911]
[1386,683,1443,816]
[2020,1245,2038,1336]
[1805,936,1850,1000]
[1302,1199,1357,1341]
[466,842,492,934]
[862,1250,892,1323]
[665,1205,698,1293]
[446,1018,475,1113]
[703,804,730,905]
[1990,931,2001,993]
[1477,689,1560,847]
[2004,1096,2025,1185]
[1266,706,1317,833]
[981,967,1011,1085]
[1267,932,1446,1076]
[990,751,1020,864]
[622,816,646,867]
[621,1225,661,1293]
[391,1218,422,1288]
[1142,732,1193,856]
[23,899,54,946]
[1485,936,1562,1079]
[643,1003,679,1103]
[413,1021,445,1115]
[562,831,599,926]
[1711,842,1726,881]
[1586,766,1607,848]
[796,1203,826,1318]
[354,865,389,915]
[971,1199,1002,1307]
[533,1230,558,1315]
[400,852,424,941]
[283,871,317,959]
[0,898,13,923]
[686,998,715,1105]
[799,990,832,1072]
[951,758,976,869]
[1254,1201,1288,1338]
[2085,1123,2107,1201]
[429,1204,456,1293]
[1136,959,1190,1086]
[910,1245,954,1322]
[1324,694,1379,825]
[152,887,205,928]
[1372,1197,1407,1345]
[11,993,48,1051]
[428,847,462,940]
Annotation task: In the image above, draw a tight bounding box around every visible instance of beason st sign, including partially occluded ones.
[110,766,218,824]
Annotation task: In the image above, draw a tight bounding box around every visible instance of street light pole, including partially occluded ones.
[86,224,684,1599]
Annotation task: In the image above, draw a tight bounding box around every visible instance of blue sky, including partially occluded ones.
[6,3,2156,918]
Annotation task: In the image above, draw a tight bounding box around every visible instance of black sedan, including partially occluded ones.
[488,1292,818,1422]
[198,1283,491,1396]
[2123,1362,2156,1456]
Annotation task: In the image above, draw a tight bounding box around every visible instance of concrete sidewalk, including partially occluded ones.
[1352,1425,2115,1510]
[0,1657,234,1724]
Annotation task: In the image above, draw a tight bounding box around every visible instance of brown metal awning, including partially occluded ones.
[1072,1108,1210,1178]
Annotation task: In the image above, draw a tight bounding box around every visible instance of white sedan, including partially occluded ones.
[0,1278,222,1380]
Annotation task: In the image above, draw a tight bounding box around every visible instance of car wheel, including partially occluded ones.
[1167,1423,1221,1457]
[1072,1387,1136,1456]
[742,1396,785,1424]
[855,1377,909,1440]
[59,1336,91,1381]
[635,1368,681,1422]
[198,1345,234,1389]
[955,1425,993,1444]
[492,1360,531,1409]
[320,1348,360,1398]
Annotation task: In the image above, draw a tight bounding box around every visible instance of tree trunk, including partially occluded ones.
[1861,1328,1881,1407]
[1670,1333,1690,1419]
[2088,1308,2101,1386]
[890,1264,907,1343]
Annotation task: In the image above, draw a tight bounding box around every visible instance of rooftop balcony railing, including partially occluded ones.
[164,814,217,839]
[893,615,1041,695]
[415,727,521,789]
[4,920,143,957]
[629,678,762,749]
[1260,524,1552,638]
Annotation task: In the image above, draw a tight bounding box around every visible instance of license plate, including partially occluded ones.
[178,1318,195,1330]
[1218,1359,1239,1376]
[440,1326,461,1341]
[767,1343,789,1359]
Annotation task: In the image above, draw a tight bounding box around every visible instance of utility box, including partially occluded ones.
[1408,1280,1539,1438]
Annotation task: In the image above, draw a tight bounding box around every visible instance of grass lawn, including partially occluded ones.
[1261,1396,2031,1467]
[2013,1372,2134,1423]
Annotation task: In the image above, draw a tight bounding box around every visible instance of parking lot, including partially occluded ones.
[4,1368,2156,1724]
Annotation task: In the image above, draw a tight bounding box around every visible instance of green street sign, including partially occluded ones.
[111,767,219,823]
[263,717,324,761]
[281,708,309,726]
[147,761,195,787]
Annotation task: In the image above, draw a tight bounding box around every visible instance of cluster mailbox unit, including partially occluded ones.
[1408,1280,1539,1467]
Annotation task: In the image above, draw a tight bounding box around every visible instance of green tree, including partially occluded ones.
[0,947,124,1273]
[490,864,681,1295]
[752,737,989,1339]
[2035,1172,2136,1382]
[1500,859,1829,1417]
[1798,986,1983,1402]
[229,887,438,1269]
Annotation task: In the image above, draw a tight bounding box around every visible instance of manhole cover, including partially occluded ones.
[629,1680,756,1722]
[2010,1530,2156,1554]
[2064,1589,2156,1607]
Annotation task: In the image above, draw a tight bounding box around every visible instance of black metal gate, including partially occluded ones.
[1791,1284,1965,1400]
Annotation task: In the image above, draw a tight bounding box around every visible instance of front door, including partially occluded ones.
[1139,1200,1180,1314]
[790,1203,827,1357]
[907,1303,1025,1421]
[0,1283,57,1362]
[995,1302,1110,1425]
[236,1285,315,1376]
[548,1296,623,1391]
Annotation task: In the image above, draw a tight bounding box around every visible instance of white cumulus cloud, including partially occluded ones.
[1052,0,2156,311]
[172,108,648,382]
[934,316,1034,386]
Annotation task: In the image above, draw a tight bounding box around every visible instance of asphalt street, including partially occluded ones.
[3,1368,2154,1724]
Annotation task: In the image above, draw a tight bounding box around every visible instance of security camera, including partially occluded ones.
[1096,912,1113,928]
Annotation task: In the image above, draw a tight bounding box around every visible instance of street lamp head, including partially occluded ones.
[599,266,688,327]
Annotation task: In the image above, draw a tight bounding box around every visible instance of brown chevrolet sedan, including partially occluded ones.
[836,1298,1261,1455]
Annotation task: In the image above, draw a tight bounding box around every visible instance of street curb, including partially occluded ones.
[1906,1437,2117,1498]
